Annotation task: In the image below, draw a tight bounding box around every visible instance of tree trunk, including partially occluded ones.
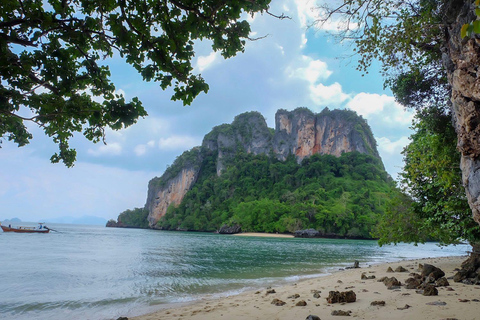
[444,0,480,226]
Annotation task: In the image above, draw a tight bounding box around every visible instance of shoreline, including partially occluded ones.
[231,232,295,238]
[131,255,480,320]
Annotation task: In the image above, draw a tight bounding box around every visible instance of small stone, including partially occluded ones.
[459,299,470,302]
[387,267,394,273]
[397,304,411,310]
[405,278,422,289]
[425,301,446,306]
[423,285,438,296]
[395,266,408,272]
[361,273,376,280]
[473,299,480,302]
[296,300,307,306]
[266,289,276,294]
[446,287,455,291]
[331,310,351,316]
[255,291,261,294]
[288,293,300,299]
[117,318,128,320]
[383,277,401,289]
[326,290,356,303]
[271,298,286,306]
[370,301,385,306]
[313,292,321,298]
[377,276,388,282]
[305,316,321,320]
[337,280,343,283]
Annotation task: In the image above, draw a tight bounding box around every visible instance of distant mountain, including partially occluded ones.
[2,217,22,223]
[40,215,107,225]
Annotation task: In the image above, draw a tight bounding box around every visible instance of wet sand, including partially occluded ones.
[132,255,480,320]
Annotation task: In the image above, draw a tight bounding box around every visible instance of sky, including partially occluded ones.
[0,0,415,223]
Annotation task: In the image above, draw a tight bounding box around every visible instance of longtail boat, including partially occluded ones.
[0,222,50,233]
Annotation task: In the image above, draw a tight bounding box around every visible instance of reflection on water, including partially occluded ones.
[0,224,470,320]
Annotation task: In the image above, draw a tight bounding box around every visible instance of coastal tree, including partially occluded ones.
[316,1,480,243]
[0,0,273,166]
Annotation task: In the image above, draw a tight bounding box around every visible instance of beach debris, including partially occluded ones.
[266,289,276,295]
[344,286,355,289]
[370,300,385,306]
[271,298,286,306]
[326,290,356,303]
[305,315,321,320]
[361,273,376,280]
[436,277,450,287]
[331,310,352,316]
[459,299,470,302]
[395,266,408,272]
[296,300,307,306]
[386,267,394,273]
[288,293,300,299]
[397,304,411,310]
[421,264,445,281]
[346,260,360,269]
[362,289,368,292]
[422,284,438,296]
[425,301,446,306]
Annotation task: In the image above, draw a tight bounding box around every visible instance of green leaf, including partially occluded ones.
[461,23,469,38]
[474,20,480,34]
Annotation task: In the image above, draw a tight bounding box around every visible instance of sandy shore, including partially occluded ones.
[232,232,294,238]
[132,255,480,320]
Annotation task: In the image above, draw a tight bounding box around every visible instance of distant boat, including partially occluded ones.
[0,222,50,233]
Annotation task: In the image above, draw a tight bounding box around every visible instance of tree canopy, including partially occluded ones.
[0,0,271,166]
[318,0,480,246]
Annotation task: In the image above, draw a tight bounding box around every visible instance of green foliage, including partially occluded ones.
[157,150,397,238]
[117,207,150,228]
[0,0,271,166]
[462,0,480,38]
[376,107,480,246]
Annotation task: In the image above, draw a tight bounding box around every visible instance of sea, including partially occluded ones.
[0,223,471,320]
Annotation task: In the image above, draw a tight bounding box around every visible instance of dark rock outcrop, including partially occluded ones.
[217,224,242,234]
[421,264,445,280]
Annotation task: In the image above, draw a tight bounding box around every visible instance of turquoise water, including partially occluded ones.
[0,224,471,320]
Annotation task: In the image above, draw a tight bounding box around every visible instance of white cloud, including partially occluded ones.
[196,51,220,72]
[289,56,332,83]
[310,82,349,105]
[295,0,318,28]
[87,142,122,156]
[377,136,410,155]
[346,92,414,125]
[134,140,156,156]
[158,135,200,150]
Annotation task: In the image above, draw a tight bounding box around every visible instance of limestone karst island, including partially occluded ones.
[109,107,394,238]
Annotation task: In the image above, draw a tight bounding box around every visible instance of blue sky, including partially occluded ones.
[0,0,415,223]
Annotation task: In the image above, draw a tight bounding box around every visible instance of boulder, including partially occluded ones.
[421,264,445,280]
[395,266,408,272]
[405,278,422,289]
[271,298,286,306]
[436,277,450,287]
[218,224,241,234]
[294,229,320,238]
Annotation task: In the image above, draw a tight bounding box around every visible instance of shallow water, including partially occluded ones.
[0,224,470,320]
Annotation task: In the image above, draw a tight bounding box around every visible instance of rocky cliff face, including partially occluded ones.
[145,148,203,227]
[273,108,379,162]
[444,2,480,226]
[145,108,380,227]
